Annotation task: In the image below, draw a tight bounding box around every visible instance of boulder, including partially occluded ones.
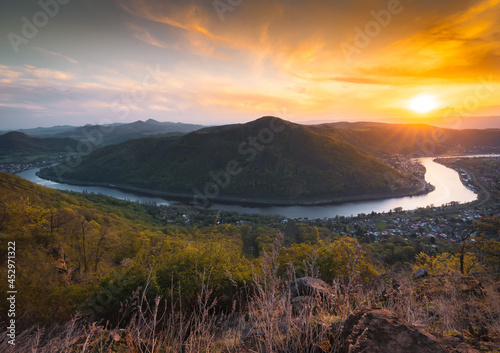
[291,296,316,314]
[413,268,428,279]
[289,277,336,315]
[67,267,81,283]
[289,277,335,301]
[48,247,68,272]
[338,309,449,353]
[441,336,480,353]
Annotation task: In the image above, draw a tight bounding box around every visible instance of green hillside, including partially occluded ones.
[41,117,411,203]
[0,131,80,155]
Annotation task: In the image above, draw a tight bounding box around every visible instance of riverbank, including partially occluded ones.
[434,156,498,208]
[21,156,479,219]
[37,168,431,208]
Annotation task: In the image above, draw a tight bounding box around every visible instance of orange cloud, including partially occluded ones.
[359,0,500,82]
[4,0,498,126]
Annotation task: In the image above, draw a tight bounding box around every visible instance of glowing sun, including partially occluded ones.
[408,94,439,113]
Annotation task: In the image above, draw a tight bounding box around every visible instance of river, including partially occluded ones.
[16,156,494,218]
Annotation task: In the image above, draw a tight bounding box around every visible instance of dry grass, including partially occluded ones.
[380,271,500,345]
[1,239,499,352]
[244,233,339,353]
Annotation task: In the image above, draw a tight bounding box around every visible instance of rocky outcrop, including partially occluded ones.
[414,268,428,279]
[289,277,336,314]
[338,309,449,353]
[48,247,80,282]
[48,247,68,272]
[289,277,335,301]
[441,336,480,353]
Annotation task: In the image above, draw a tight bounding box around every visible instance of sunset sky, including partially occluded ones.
[1,0,499,129]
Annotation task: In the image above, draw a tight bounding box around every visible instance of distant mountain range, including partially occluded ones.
[3,119,498,157]
[301,116,500,130]
[41,117,414,205]
[1,119,204,146]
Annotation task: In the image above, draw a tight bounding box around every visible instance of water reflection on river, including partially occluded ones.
[17,156,488,218]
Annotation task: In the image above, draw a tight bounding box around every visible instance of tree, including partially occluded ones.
[473,216,500,272]
[2,197,49,239]
[67,212,112,273]
[48,207,76,234]
[316,238,378,283]
[414,251,482,275]
[457,231,474,275]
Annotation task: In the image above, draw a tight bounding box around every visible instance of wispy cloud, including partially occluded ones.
[0,0,499,128]
[33,47,79,65]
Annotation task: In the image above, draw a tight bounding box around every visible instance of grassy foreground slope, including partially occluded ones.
[0,172,375,323]
[42,117,411,202]
[0,172,499,352]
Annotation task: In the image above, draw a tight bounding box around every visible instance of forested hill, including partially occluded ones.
[310,122,500,156]
[41,117,410,203]
[0,131,80,155]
